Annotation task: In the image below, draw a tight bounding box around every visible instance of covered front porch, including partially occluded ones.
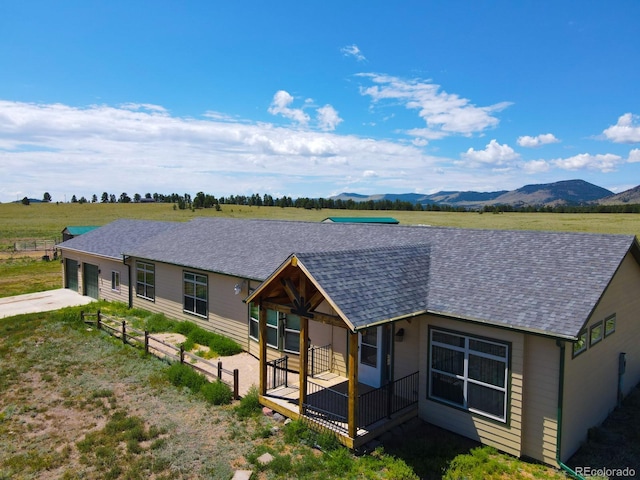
[245,250,424,448]
[262,353,419,447]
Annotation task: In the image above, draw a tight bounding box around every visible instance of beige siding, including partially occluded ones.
[248,322,348,375]
[418,315,524,458]
[561,251,640,461]
[393,318,420,379]
[130,259,250,349]
[521,335,559,465]
[60,251,128,303]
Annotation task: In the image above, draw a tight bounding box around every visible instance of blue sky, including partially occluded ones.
[1,1,639,203]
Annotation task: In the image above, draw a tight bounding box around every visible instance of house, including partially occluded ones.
[321,216,400,224]
[57,217,640,467]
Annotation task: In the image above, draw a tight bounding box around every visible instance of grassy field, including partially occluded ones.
[2,202,640,245]
[0,305,572,479]
[1,201,639,298]
[2,202,640,477]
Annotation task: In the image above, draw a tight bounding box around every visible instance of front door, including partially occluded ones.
[83,263,99,299]
[358,327,384,388]
[65,259,78,291]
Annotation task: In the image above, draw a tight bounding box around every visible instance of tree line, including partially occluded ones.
[37,191,640,213]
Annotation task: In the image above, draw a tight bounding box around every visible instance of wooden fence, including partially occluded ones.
[81,310,240,399]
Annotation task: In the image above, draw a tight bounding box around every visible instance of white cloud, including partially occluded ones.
[341,44,366,62]
[0,99,437,202]
[628,148,640,163]
[602,113,640,143]
[358,73,511,139]
[267,90,310,126]
[522,159,551,173]
[552,153,623,172]
[517,133,560,148]
[461,140,520,167]
[363,170,378,178]
[316,104,343,131]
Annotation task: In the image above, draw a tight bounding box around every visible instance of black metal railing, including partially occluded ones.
[358,371,419,428]
[301,371,420,435]
[308,344,332,377]
[303,380,349,434]
[266,356,289,390]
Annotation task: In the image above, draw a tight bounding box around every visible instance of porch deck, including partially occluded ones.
[262,369,419,448]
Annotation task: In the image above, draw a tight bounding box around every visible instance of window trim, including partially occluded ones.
[111,271,120,292]
[589,321,603,347]
[604,314,616,338]
[183,271,208,319]
[135,261,155,301]
[249,306,300,353]
[283,314,300,354]
[572,329,588,357]
[428,327,510,423]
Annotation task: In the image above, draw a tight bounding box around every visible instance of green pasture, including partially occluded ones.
[2,201,640,245]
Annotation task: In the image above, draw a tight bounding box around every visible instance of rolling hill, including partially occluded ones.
[332,180,623,209]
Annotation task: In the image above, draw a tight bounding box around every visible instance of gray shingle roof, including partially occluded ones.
[295,245,431,330]
[57,219,179,260]
[69,217,637,339]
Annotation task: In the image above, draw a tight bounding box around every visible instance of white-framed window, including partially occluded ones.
[283,314,300,354]
[111,271,120,292]
[266,309,279,349]
[248,305,300,353]
[429,328,509,422]
[136,262,155,301]
[249,303,259,340]
[183,271,207,318]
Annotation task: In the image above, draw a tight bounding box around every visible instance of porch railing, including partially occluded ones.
[308,344,332,377]
[266,356,289,390]
[299,371,420,435]
[303,379,349,434]
[358,371,419,428]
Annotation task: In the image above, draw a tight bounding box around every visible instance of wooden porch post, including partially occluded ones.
[298,316,309,414]
[259,303,268,396]
[348,330,359,439]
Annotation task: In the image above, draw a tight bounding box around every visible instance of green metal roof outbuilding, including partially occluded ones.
[62,226,99,242]
[321,217,399,224]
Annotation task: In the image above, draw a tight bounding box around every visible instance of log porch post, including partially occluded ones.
[348,329,359,439]
[259,302,268,396]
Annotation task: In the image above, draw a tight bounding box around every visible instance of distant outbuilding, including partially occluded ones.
[62,226,99,242]
[321,217,399,224]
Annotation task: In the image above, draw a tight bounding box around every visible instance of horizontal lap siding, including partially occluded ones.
[131,260,249,349]
[60,251,128,304]
[521,335,559,465]
[419,315,524,458]
[562,251,640,461]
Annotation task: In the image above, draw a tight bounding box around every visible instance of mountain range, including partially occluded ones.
[331,180,640,209]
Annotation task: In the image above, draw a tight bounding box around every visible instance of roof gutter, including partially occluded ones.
[556,340,586,480]
[123,254,132,309]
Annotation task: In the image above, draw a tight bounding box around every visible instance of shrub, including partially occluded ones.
[174,321,198,336]
[235,385,262,419]
[145,314,177,333]
[200,380,233,405]
[165,363,207,392]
